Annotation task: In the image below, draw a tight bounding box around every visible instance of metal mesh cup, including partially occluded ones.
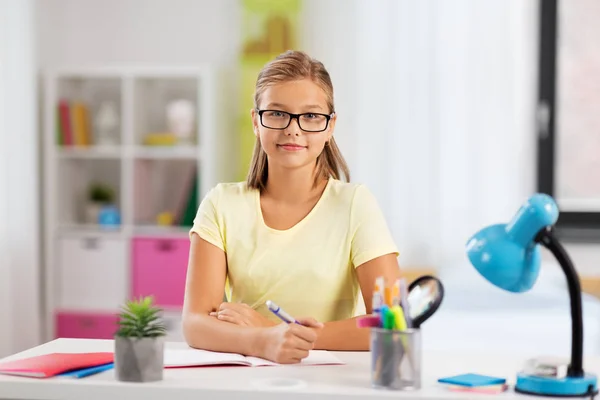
[370,328,422,390]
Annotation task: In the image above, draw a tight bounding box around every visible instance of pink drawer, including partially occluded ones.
[132,237,190,307]
[55,311,119,339]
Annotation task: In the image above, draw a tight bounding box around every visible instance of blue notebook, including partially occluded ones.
[438,373,506,387]
[58,363,114,378]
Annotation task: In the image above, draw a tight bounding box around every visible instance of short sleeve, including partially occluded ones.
[350,185,399,268]
[189,186,226,251]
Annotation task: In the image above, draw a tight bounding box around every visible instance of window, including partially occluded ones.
[537,0,600,237]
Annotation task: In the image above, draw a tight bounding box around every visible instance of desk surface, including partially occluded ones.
[0,338,598,400]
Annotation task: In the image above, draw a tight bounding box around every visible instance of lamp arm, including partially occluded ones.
[536,227,584,377]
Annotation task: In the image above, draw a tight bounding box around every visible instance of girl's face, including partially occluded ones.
[251,78,336,172]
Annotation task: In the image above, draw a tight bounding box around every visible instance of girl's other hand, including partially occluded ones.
[256,317,324,364]
[209,302,276,328]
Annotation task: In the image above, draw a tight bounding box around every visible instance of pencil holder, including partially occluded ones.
[370,327,422,390]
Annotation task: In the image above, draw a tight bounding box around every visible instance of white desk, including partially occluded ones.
[1,338,598,399]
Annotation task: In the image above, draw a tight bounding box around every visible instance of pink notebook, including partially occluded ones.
[164,349,344,368]
[0,352,114,378]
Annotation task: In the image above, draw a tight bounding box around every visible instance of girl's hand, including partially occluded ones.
[256,317,324,364]
[210,302,276,328]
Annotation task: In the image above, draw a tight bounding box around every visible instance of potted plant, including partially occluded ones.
[85,182,115,224]
[114,296,167,382]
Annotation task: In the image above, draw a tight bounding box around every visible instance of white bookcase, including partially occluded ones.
[41,66,233,343]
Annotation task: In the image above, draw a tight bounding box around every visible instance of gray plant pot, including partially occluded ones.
[114,336,164,382]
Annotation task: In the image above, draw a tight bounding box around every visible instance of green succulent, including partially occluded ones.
[89,182,115,203]
[115,296,167,338]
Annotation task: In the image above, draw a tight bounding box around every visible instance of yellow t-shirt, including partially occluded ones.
[189,177,399,323]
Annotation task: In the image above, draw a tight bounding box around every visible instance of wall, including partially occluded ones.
[0,0,41,358]
[543,242,600,277]
[0,1,10,356]
[36,0,241,69]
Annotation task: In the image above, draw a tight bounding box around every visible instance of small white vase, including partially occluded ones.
[94,102,120,146]
[84,202,104,224]
[114,336,164,382]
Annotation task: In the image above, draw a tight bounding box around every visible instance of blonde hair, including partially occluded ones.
[246,50,350,191]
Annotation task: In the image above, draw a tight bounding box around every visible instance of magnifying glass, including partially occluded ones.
[407,275,445,328]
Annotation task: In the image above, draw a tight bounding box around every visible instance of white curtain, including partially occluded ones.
[309,0,539,271]
[0,0,41,357]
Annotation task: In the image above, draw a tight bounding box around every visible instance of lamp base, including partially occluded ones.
[515,372,598,397]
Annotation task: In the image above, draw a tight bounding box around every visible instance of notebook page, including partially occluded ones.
[245,350,345,367]
[164,349,250,367]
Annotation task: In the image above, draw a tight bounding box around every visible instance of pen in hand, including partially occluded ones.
[266,300,301,325]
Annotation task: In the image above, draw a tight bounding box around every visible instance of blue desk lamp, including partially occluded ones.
[466,193,598,397]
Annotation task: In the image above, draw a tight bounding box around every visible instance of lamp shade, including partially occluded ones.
[465,194,559,293]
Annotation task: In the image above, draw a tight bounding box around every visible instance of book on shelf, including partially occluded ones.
[57,99,93,147]
[177,168,198,227]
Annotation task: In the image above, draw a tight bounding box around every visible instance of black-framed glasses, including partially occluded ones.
[257,109,333,132]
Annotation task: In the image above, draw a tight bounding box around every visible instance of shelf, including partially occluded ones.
[56,224,125,238]
[133,158,198,226]
[57,159,122,227]
[56,76,123,146]
[57,146,122,159]
[43,65,223,343]
[133,76,199,147]
[133,225,192,238]
[56,224,192,239]
[132,145,199,160]
[55,145,200,160]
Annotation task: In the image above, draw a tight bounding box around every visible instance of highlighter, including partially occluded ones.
[380,305,396,330]
[390,305,407,331]
[372,276,385,315]
[390,305,410,353]
[384,286,392,307]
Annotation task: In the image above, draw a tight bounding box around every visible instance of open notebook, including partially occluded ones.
[164,348,344,368]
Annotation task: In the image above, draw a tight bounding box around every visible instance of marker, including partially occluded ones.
[373,276,385,314]
[266,300,300,324]
[384,286,392,307]
[390,305,407,331]
[380,305,393,329]
[356,314,382,328]
[392,279,401,306]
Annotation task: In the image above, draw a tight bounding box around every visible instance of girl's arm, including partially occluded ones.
[182,233,324,363]
[182,233,264,356]
[183,233,322,364]
[313,253,401,351]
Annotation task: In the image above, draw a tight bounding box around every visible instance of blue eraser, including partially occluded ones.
[438,373,506,387]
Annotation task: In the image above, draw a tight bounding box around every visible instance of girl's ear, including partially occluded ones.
[250,108,259,137]
[327,112,337,140]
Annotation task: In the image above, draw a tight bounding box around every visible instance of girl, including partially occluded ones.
[182,50,401,364]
